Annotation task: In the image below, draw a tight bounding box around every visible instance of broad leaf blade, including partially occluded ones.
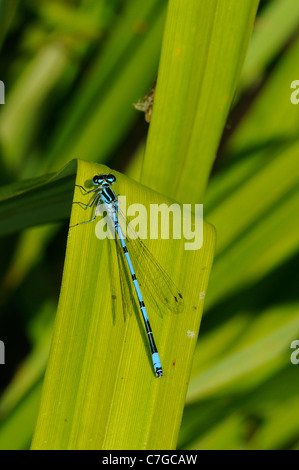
[31,159,216,449]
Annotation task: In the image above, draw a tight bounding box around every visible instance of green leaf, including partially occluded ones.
[31,159,216,449]
[44,0,167,172]
[229,34,299,156]
[0,380,43,451]
[239,0,299,90]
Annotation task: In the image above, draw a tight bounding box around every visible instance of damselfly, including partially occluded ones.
[71,174,183,377]
[134,78,156,123]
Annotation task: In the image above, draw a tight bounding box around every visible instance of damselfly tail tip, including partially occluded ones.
[155,367,163,378]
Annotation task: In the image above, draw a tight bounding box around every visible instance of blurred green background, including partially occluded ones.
[0,0,299,450]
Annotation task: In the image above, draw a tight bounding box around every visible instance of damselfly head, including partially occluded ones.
[92,174,116,187]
